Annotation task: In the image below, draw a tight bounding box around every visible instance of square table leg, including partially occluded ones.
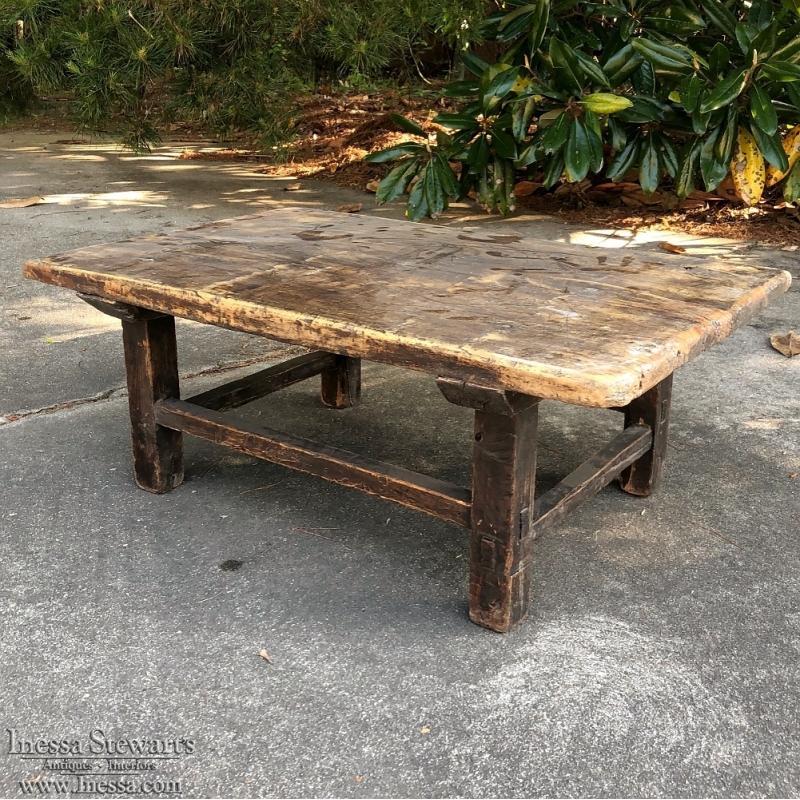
[320,355,361,409]
[121,315,184,493]
[469,404,539,632]
[619,373,673,497]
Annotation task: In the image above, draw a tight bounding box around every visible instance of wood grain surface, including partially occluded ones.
[24,207,791,407]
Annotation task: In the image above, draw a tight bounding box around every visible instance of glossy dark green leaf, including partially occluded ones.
[621,16,637,40]
[608,116,628,151]
[549,37,584,94]
[735,22,755,56]
[583,108,601,137]
[574,50,610,86]
[771,35,800,64]
[603,44,645,87]
[491,128,518,159]
[432,113,481,131]
[762,60,800,81]
[631,38,694,74]
[514,142,541,167]
[785,81,800,110]
[496,3,539,41]
[434,154,461,198]
[482,67,521,112]
[615,96,665,123]
[466,134,491,172]
[632,59,656,94]
[606,135,641,180]
[655,132,680,178]
[424,162,446,218]
[716,105,739,162]
[681,73,703,113]
[541,111,570,153]
[542,150,565,188]
[638,135,661,195]
[675,140,701,199]
[751,121,790,170]
[751,19,779,60]
[530,0,551,52]
[460,51,490,77]
[699,69,748,113]
[700,127,728,190]
[406,166,429,221]
[707,42,731,78]
[365,142,426,163]
[691,106,712,134]
[587,125,604,173]
[376,158,421,204]
[441,80,480,98]
[389,114,427,138]
[750,84,779,134]
[647,6,706,36]
[699,0,737,39]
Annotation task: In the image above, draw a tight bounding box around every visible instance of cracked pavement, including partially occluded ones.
[1,131,799,797]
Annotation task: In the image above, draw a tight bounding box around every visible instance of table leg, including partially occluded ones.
[619,373,673,497]
[121,316,184,493]
[469,404,539,632]
[320,355,361,409]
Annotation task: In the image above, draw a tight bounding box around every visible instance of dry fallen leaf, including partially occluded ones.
[355,776,363,783]
[770,331,800,358]
[336,203,362,213]
[658,241,687,254]
[283,182,302,192]
[258,649,273,664]
[791,473,798,479]
[365,180,380,193]
[513,181,541,197]
[0,196,46,209]
[420,727,430,734]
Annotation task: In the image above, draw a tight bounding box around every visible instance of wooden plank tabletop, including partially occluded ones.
[24,207,791,407]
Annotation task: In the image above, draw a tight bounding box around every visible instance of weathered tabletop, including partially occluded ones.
[24,207,791,407]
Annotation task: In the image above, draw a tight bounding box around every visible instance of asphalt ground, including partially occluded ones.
[1,132,799,798]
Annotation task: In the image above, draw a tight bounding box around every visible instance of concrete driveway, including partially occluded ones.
[1,131,799,798]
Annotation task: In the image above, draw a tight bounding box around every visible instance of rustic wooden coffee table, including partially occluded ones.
[24,208,791,631]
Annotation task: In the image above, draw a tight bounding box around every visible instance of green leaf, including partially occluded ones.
[771,36,800,64]
[512,96,537,141]
[466,134,491,172]
[639,134,661,195]
[580,92,633,113]
[762,60,800,81]
[716,105,739,162]
[750,84,779,134]
[608,116,628,151]
[700,127,728,191]
[424,162,446,218]
[389,114,427,138]
[655,132,680,178]
[632,59,656,95]
[541,111,570,153]
[699,0,738,39]
[783,157,800,201]
[615,96,665,123]
[606,135,641,181]
[681,73,703,113]
[587,125,604,173]
[376,158,421,204]
[675,140,701,199]
[549,37,584,94]
[434,154,461,198]
[707,43,731,78]
[529,0,550,52]
[542,150,565,188]
[631,38,695,74]
[691,106,712,134]
[603,44,645,87]
[735,22,755,57]
[441,81,480,98]
[515,142,541,168]
[647,7,706,36]
[406,166,429,221]
[574,51,610,87]
[460,51,490,77]
[483,67,520,112]
[491,129,517,159]
[699,69,748,113]
[433,113,481,131]
[365,142,426,163]
[750,121,790,170]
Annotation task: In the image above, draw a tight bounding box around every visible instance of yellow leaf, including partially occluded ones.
[729,127,765,206]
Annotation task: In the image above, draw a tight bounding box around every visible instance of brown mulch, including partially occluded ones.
[172,88,800,248]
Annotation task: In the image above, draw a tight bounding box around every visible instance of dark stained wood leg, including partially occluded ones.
[320,355,361,409]
[619,373,673,497]
[121,315,184,493]
[469,405,538,632]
